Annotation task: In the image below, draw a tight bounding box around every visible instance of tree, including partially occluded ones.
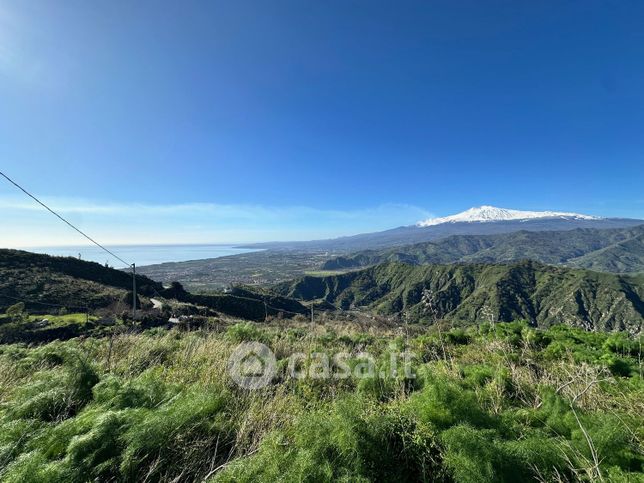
[6,302,26,322]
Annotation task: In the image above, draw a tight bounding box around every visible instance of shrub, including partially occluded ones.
[407,376,491,430]
[217,396,437,482]
[441,425,507,482]
[602,333,640,357]
[601,355,633,377]
[120,387,232,481]
[461,364,495,388]
[6,303,25,322]
[569,413,643,472]
[446,328,470,345]
[441,424,565,482]
[225,322,264,343]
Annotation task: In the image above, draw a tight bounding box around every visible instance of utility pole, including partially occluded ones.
[311,305,314,323]
[132,263,136,318]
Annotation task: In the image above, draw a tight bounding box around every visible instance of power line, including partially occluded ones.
[0,170,132,268]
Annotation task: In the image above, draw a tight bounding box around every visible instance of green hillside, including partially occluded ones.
[0,249,163,312]
[0,249,307,322]
[570,234,644,272]
[321,225,644,273]
[278,261,644,332]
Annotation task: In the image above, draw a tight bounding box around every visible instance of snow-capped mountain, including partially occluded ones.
[247,206,641,252]
[417,206,599,227]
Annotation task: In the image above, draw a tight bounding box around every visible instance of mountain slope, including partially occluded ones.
[0,249,307,321]
[0,249,164,311]
[277,261,644,332]
[417,205,598,226]
[570,234,644,272]
[321,225,644,272]
[244,217,644,252]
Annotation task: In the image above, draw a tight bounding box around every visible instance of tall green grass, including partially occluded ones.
[0,321,641,482]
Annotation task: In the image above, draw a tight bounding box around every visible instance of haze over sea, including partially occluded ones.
[26,245,260,267]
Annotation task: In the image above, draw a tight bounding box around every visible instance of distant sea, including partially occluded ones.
[26,245,261,268]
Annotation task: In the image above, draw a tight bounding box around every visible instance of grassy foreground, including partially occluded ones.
[0,320,642,482]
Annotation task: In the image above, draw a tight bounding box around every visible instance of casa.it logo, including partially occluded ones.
[227,342,277,389]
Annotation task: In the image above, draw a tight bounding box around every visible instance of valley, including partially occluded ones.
[4,3,644,479]
[137,219,644,292]
[136,249,338,291]
[1,207,643,482]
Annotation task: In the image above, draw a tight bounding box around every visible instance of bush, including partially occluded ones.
[407,376,491,430]
[6,303,25,321]
[601,355,633,377]
[446,328,470,345]
[217,396,438,482]
[441,425,508,482]
[120,388,232,480]
[440,424,565,482]
[225,322,264,342]
[461,364,495,387]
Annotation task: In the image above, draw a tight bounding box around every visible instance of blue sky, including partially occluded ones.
[1,0,643,247]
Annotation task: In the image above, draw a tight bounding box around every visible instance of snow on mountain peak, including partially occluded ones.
[417,206,599,227]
